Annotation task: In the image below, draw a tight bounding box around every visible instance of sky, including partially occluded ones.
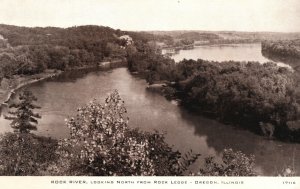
[0,0,300,32]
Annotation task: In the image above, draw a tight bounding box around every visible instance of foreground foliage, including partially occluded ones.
[0,133,57,175]
[49,90,200,176]
[196,149,256,176]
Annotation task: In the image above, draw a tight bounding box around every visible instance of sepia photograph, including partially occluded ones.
[0,0,299,188]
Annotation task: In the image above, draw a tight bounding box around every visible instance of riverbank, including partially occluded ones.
[98,57,128,69]
[0,58,128,106]
[0,70,62,106]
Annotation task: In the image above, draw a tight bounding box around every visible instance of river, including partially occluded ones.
[171,43,289,67]
[0,43,299,176]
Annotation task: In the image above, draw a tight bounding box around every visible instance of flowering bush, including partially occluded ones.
[51,90,199,176]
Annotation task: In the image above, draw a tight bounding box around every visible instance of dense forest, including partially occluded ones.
[0,25,129,79]
[262,40,300,59]
[261,39,300,121]
[261,40,300,78]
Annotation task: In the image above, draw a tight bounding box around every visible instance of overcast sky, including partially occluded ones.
[0,0,299,32]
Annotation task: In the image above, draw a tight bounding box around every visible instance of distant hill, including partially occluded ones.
[176,32,220,41]
[0,24,118,47]
[147,30,300,42]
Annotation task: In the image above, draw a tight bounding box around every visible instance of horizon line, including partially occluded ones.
[1,23,300,34]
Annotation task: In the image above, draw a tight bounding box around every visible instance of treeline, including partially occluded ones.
[177,32,220,41]
[262,40,300,59]
[0,45,97,76]
[128,42,300,141]
[151,30,300,43]
[169,32,219,47]
[126,31,173,45]
[0,24,117,47]
[148,31,262,47]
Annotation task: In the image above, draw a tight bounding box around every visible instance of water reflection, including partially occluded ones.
[177,108,300,175]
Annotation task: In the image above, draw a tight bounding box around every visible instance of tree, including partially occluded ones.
[5,90,41,133]
[51,90,199,176]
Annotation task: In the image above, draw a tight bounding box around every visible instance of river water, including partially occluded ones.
[0,43,299,176]
[172,43,289,67]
